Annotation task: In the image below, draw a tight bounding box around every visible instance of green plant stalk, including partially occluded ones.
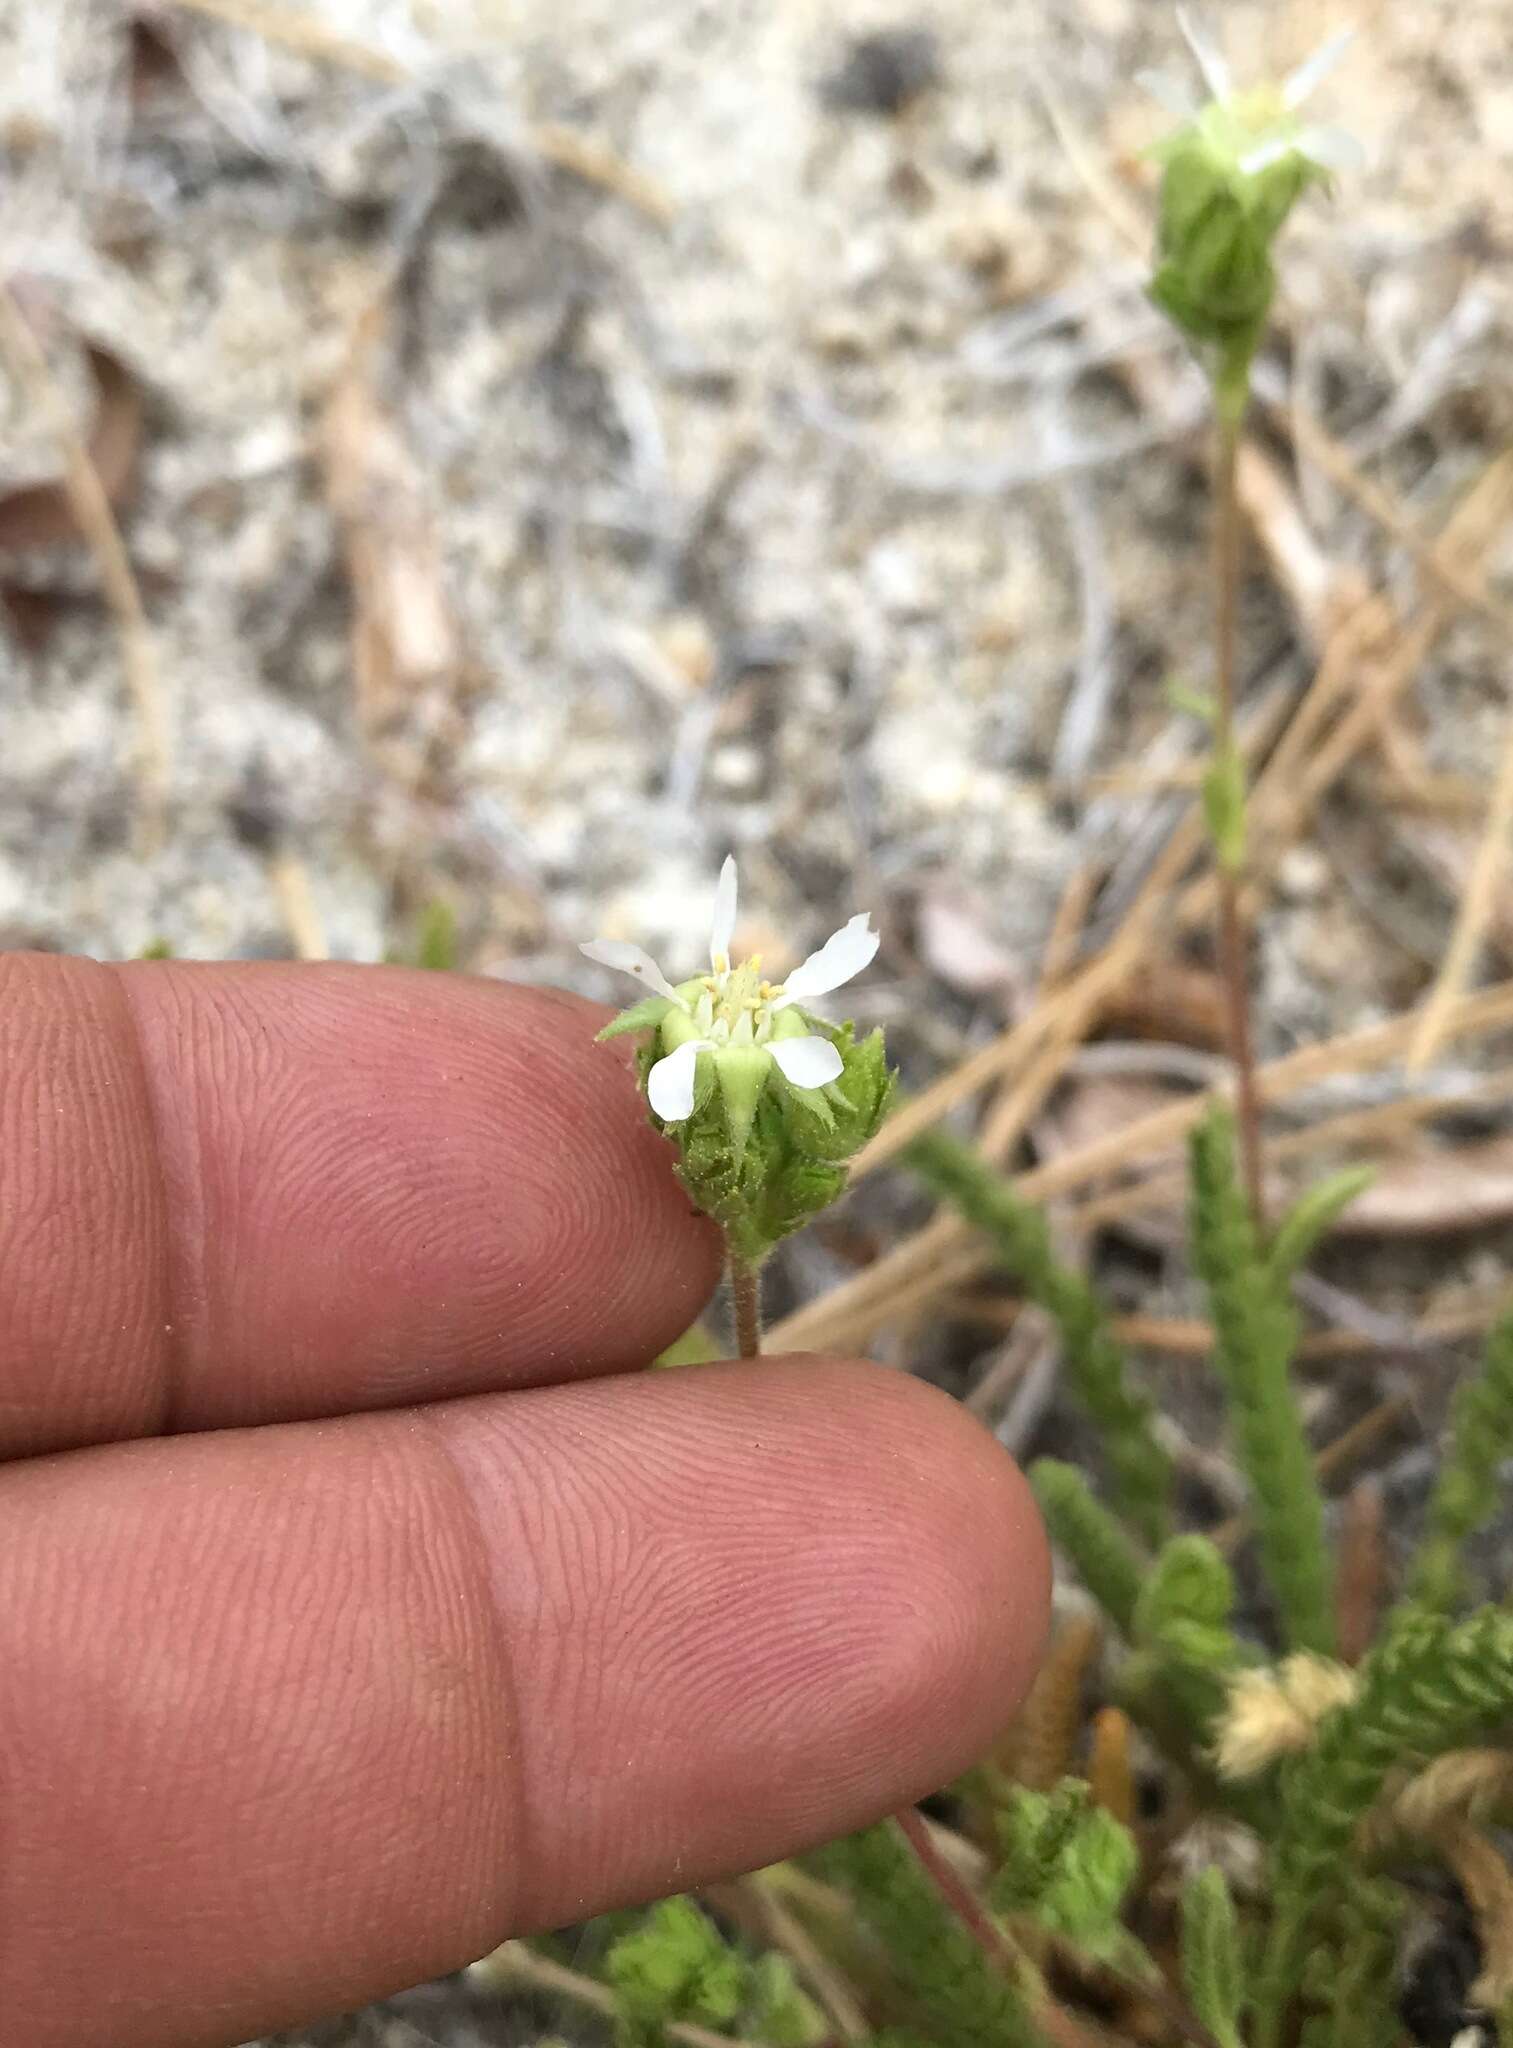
[1254,1606,1513,2047]
[1189,1111,1335,1656]
[813,1817,1041,2047]
[908,1131,1172,1546]
[729,1247,763,1360]
[1210,401,1266,1227]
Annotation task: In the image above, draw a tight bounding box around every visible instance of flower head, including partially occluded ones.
[583,856,879,1124]
[1140,14,1361,385]
[1141,14,1362,180]
[582,859,892,1263]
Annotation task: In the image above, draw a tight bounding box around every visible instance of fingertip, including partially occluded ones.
[761,1357,1052,1811]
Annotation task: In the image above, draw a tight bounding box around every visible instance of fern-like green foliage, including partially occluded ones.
[813,1821,1037,2047]
[1256,1605,1513,2044]
[603,1897,819,2047]
[907,1128,1171,1545]
[1406,1312,1513,1616]
[1179,1867,1245,2048]
[1131,1533,1255,1743]
[1296,1878,1403,2048]
[1188,1108,1335,1656]
[1029,1458,1144,1635]
[606,1898,746,2047]
[991,1781,1144,1972]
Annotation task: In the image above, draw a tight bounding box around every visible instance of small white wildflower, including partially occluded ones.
[582,857,880,1123]
[1139,12,1363,182]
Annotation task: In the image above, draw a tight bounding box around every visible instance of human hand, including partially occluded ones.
[0,955,1049,2048]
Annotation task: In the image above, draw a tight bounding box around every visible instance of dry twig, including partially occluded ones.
[0,288,170,840]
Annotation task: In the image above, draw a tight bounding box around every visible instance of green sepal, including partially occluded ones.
[596,995,676,1041]
[640,1014,895,1266]
[717,1045,768,1157]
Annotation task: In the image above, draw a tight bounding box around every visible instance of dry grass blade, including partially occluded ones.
[774,983,1513,1357]
[0,288,170,844]
[162,0,675,221]
[266,850,329,961]
[1073,1063,1513,1237]
[1407,709,1513,1071]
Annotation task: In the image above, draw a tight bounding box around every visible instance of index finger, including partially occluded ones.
[0,955,720,1459]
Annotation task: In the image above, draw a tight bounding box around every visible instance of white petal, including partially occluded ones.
[769,1035,844,1091]
[771,913,881,1008]
[709,855,738,969]
[1136,67,1198,120]
[1296,121,1365,170]
[646,1039,712,1121]
[1281,27,1355,111]
[1238,134,1294,175]
[580,939,677,1000]
[1176,7,1232,101]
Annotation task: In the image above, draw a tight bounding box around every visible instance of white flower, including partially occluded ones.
[1139,12,1363,179]
[581,857,880,1123]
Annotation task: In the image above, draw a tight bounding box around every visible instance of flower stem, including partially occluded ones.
[1212,406,1266,1228]
[728,1247,763,1359]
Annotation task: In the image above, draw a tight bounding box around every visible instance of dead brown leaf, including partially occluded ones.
[1095,959,1229,1052]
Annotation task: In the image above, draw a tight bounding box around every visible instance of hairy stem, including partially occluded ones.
[1212,409,1266,1226]
[729,1247,763,1359]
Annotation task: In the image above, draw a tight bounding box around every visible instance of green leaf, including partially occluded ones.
[1180,1868,1245,2048]
[1266,1166,1375,1284]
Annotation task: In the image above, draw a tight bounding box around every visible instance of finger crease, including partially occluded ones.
[108,968,191,1439]
[417,1407,532,1938]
